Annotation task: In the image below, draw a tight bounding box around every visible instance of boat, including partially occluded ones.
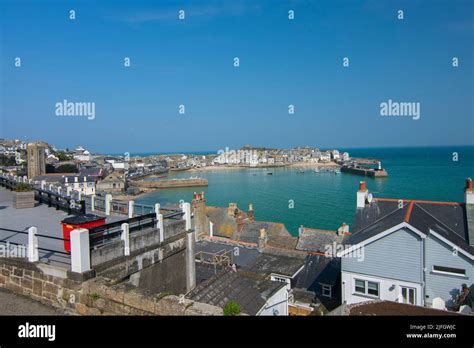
[334,169,341,174]
[266,172,273,175]
[314,168,320,173]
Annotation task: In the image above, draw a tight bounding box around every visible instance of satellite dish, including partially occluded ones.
[367,193,373,204]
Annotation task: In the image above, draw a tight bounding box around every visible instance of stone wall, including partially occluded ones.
[0,258,82,314]
[80,277,222,316]
[0,258,222,316]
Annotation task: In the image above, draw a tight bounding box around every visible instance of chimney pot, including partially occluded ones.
[465,178,473,191]
[465,178,474,205]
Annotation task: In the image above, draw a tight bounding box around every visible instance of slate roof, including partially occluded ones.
[294,254,341,292]
[296,228,345,253]
[205,206,240,239]
[187,268,285,315]
[348,198,474,255]
[34,174,95,183]
[195,240,260,267]
[242,252,305,277]
[205,205,297,250]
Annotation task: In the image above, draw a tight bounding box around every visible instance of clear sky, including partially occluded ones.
[1,0,473,153]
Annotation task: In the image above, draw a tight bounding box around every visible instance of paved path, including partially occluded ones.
[0,288,66,315]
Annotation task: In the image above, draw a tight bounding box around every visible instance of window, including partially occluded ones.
[355,279,366,293]
[354,279,379,297]
[432,265,466,277]
[321,284,332,298]
[367,282,379,296]
[401,286,416,305]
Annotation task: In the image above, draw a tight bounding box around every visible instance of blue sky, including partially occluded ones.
[1,0,473,153]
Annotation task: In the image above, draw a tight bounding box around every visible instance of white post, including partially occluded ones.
[209,221,214,238]
[57,187,62,195]
[77,191,82,201]
[182,202,191,231]
[157,214,164,242]
[66,186,72,197]
[27,227,39,262]
[105,194,112,215]
[128,200,134,218]
[91,194,95,211]
[70,228,91,273]
[23,176,27,182]
[49,184,53,192]
[41,180,46,190]
[121,223,130,256]
[154,203,160,216]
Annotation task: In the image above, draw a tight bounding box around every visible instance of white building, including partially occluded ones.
[73,146,91,162]
[63,175,96,195]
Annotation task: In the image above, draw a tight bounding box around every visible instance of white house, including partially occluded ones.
[63,175,96,195]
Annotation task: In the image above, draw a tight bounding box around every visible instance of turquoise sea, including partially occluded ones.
[136,146,474,236]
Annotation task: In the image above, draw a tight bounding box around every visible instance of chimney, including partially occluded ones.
[236,214,244,233]
[465,178,474,205]
[337,223,349,236]
[357,181,368,208]
[192,190,208,239]
[248,203,254,221]
[258,228,267,250]
[228,203,237,217]
[465,178,474,247]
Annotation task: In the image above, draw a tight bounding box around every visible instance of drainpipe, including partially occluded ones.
[422,236,426,306]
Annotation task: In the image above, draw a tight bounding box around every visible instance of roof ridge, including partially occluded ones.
[404,201,415,223]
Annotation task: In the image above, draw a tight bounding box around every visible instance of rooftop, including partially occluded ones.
[296,227,346,254]
[187,268,285,315]
[242,252,305,278]
[349,198,473,255]
[0,188,125,268]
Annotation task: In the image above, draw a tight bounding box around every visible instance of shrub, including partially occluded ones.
[223,301,241,316]
[15,182,33,192]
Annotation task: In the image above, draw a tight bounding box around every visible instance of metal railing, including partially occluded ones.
[0,175,86,215]
[0,227,70,257]
[133,203,155,216]
[88,210,185,249]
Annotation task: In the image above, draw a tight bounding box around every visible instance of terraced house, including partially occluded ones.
[339,180,474,311]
